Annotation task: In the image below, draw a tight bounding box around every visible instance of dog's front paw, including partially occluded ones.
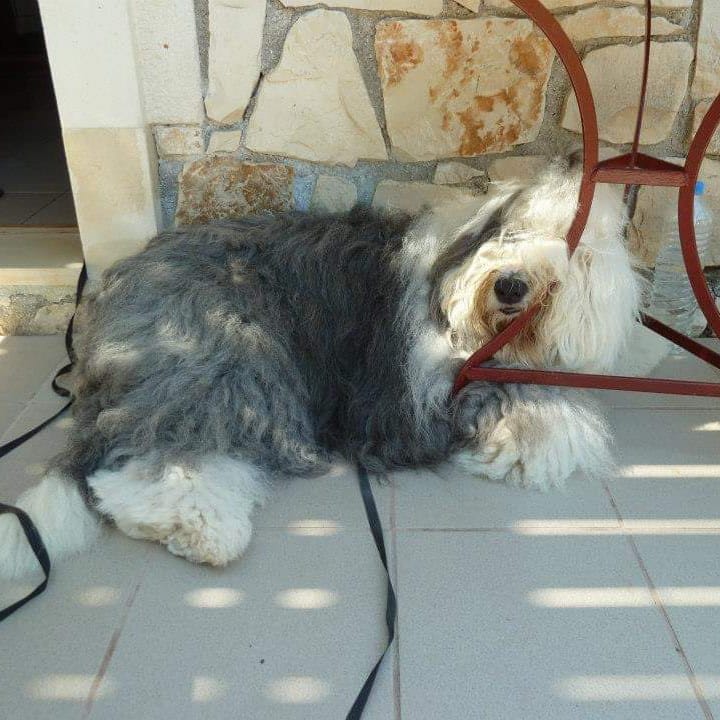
[453,420,575,491]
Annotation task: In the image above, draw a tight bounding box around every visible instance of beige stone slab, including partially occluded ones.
[129,0,205,124]
[372,179,478,214]
[691,2,720,102]
[433,161,485,185]
[154,125,203,158]
[0,228,83,286]
[487,0,691,7]
[206,130,243,154]
[38,0,143,128]
[310,176,358,213]
[205,0,265,125]
[560,6,682,43]
[63,127,161,278]
[175,157,293,225]
[488,155,546,182]
[376,18,554,161]
[629,157,720,267]
[246,10,386,166]
[562,42,693,145]
[280,0,442,13]
[693,100,720,157]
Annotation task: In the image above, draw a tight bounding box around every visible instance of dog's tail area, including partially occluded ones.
[0,472,101,578]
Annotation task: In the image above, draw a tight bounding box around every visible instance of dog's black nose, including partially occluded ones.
[494,276,529,305]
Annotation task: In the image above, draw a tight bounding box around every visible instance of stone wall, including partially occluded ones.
[150,0,719,268]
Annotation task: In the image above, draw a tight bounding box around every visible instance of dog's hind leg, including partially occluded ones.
[88,455,269,566]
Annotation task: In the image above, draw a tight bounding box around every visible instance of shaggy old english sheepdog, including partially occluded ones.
[0,159,644,577]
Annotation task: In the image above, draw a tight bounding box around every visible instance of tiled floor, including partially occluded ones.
[0,65,76,226]
[0,334,719,720]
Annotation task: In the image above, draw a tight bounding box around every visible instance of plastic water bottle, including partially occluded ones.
[650,181,713,337]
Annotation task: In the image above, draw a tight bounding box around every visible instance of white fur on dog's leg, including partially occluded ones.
[454,388,614,491]
[0,472,101,578]
[454,419,520,482]
[88,455,269,566]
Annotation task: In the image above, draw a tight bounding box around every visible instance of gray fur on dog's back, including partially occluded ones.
[55,209,456,490]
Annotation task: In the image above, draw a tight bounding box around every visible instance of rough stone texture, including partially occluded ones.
[376,18,554,161]
[562,42,693,145]
[207,130,244,154]
[559,7,682,43]
[630,157,720,268]
[280,0,442,15]
[175,157,293,226]
[154,125,203,158]
[488,155,546,182]
[246,10,386,167]
[487,0,691,7]
[693,100,720,157]
[691,2,720,103]
[130,0,205,124]
[372,180,478,214]
[310,176,358,213]
[0,286,75,335]
[433,161,485,185]
[204,0,265,125]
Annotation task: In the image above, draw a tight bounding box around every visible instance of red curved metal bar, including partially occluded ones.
[453,0,720,399]
[680,93,720,338]
[453,0,599,396]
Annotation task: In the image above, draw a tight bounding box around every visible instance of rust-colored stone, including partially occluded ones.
[175,156,293,226]
[376,18,553,161]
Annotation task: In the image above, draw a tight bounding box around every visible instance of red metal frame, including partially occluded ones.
[453,0,720,398]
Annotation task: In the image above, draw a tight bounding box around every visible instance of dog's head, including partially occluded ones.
[430,157,642,372]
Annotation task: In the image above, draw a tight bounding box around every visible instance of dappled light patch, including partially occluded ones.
[24,674,114,701]
[184,587,244,608]
[556,674,720,701]
[265,676,330,705]
[77,585,121,607]
[275,588,338,609]
[191,676,226,702]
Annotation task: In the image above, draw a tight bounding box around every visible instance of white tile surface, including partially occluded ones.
[84,529,394,720]
[606,409,720,522]
[395,532,705,720]
[0,335,67,404]
[633,536,720,718]
[391,464,617,530]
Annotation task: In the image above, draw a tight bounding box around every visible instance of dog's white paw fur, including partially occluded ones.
[89,455,269,566]
[454,391,614,491]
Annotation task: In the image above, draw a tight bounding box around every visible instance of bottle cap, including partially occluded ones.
[695,181,705,196]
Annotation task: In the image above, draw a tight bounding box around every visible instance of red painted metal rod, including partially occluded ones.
[462,367,720,397]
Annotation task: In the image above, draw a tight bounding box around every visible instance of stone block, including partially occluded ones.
[310,176,358,213]
[154,126,204,158]
[372,180,478,214]
[376,18,554,161]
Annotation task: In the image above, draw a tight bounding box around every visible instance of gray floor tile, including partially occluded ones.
[634,536,720,717]
[0,401,25,438]
[391,464,617,530]
[258,462,391,531]
[0,531,150,720]
[606,409,720,522]
[24,192,77,226]
[0,335,67,403]
[85,529,395,720]
[0,192,60,224]
[0,402,72,501]
[395,532,705,720]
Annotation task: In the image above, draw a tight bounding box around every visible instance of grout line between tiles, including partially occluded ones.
[19,192,63,224]
[390,481,402,720]
[82,548,152,720]
[602,480,715,720]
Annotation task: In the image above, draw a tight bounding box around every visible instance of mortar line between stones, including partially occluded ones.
[601,480,715,720]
